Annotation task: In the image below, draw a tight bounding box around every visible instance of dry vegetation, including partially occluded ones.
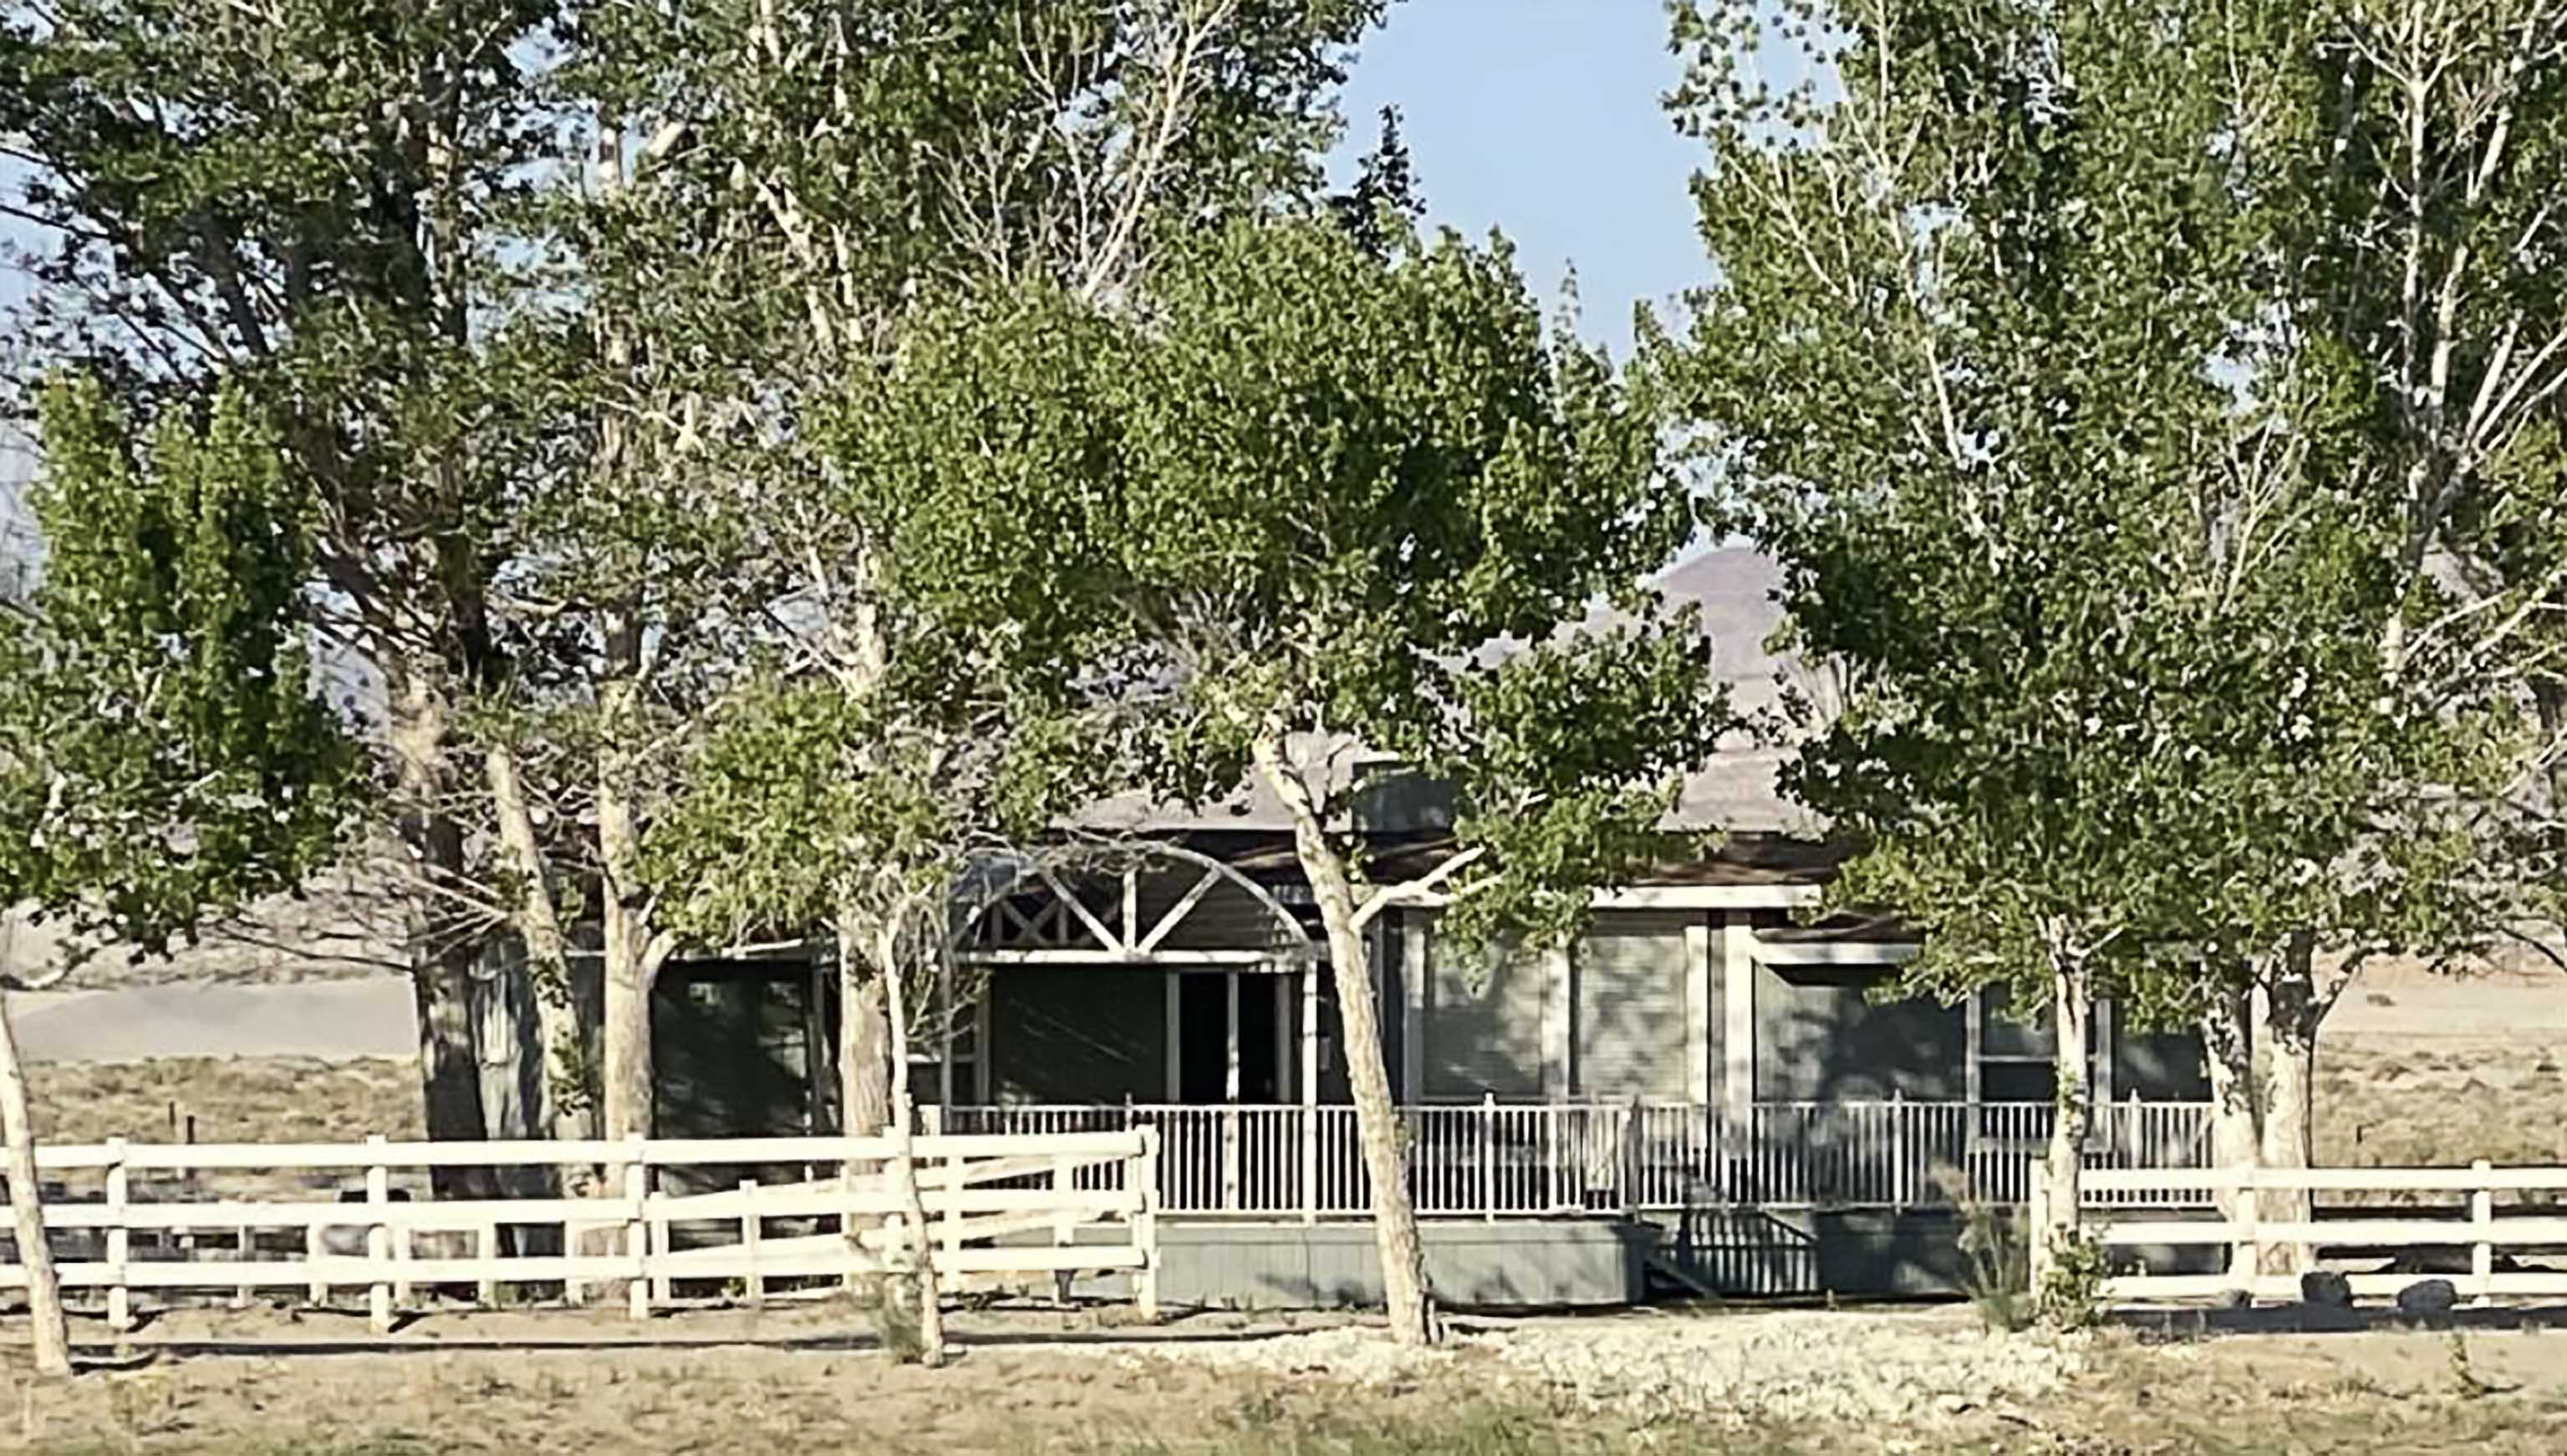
[3,1314,2566,1454]
[25,1058,421,1148]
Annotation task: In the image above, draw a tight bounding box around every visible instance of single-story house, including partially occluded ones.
[572,548,2215,1306]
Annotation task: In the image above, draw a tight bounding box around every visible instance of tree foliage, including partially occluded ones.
[1658,0,2517,1021]
[2,374,353,960]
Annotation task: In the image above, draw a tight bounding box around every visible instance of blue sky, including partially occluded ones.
[1331,0,1708,355]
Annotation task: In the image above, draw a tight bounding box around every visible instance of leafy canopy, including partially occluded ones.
[2,376,354,961]
[853,211,1724,944]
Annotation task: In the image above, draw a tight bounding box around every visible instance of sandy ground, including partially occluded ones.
[4,1303,2567,1453]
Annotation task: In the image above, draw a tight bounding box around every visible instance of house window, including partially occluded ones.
[1969,986,2112,1137]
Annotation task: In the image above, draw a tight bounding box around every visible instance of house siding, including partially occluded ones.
[1752,962,1967,1101]
[1571,913,1694,1099]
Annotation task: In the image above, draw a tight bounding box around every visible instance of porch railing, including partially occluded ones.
[939,1099,2214,1219]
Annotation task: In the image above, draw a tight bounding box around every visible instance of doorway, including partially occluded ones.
[1173,970,1286,1103]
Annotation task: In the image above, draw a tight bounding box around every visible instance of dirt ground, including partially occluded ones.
[5,1303,2567,1453]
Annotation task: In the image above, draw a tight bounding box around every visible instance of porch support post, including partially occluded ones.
[1301,957,1320,1224]
[1399,914,1426,1102]
[937,950,955,1107]
[1683,919,1713,1105]
[1541,941,1572,1099]
[1223,971,1241,1209]
[1719,911,1755,1130]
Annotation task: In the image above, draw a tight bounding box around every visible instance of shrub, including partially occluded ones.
[1934,1164,2034,1332]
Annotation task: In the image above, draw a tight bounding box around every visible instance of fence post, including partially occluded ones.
[1222,1102,1241,1213]
[365,1134,393,1333]
[2232,1161,2260,1302]
[1052,1156,1076,1249]
[624,1139,650,1321]
[102,1137,131,1333]
[2471,1158,2494,1306]
[476,1222,500,1307]
[741,1180,765,1308]
[1134,1126,1161,1322]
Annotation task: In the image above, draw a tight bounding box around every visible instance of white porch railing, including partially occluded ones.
[940,1099,2214,1219]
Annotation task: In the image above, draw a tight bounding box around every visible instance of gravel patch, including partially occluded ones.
[1128,1309,2085,1426]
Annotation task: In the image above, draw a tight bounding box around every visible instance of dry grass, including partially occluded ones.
[2319,1038,2567,1172]
[24,1058,421,1149]
[3,1321,2566,1454]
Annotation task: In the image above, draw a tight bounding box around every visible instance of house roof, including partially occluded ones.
[1073,545,1830,841]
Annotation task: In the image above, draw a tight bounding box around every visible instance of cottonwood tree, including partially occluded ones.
[858,213,1720,1347]
[512,0,1388,1141]
[2,0,568,1169]
[1658,0,2511,1278]
[0,377,351,1374]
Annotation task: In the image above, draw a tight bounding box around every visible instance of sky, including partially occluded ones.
[1331,0,1709,357]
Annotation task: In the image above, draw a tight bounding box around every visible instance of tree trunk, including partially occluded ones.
[0,993,70,1377]
[387,665,497,1199]
[596,605,667,1143]
[2256,937,2321,1275]
[838,913,892,1145]
[2197,977,2259,1288]
[2040,950,2093,1291]
[486,742,590,1141]
[1252,734,1433,1347]
[879,913,945,1367]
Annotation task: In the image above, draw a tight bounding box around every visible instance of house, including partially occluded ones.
[616,548,2217,1306]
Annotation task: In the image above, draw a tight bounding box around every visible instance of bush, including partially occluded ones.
[2035,1226,2107,1330]
[1935,1164,2034,1332]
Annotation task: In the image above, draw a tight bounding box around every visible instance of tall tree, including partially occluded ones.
[1657,0,2509,1276]
[3,0,563,1170]
[0,375,350,1374]
[533,0,1388,1140]
[857,213,1720,1346]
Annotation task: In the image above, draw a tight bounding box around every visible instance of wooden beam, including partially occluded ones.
[1134,867,1224,955]
[1034,865,1124,954]
[1683,919,1712,1105]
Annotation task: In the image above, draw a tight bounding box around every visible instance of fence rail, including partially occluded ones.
[2054,1161,2567,1303]
[942,1099,2214,1219]
[0,1130,1160,1331]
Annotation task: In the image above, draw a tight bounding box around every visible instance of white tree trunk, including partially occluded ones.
[2256,940,2322,1275]
[596,605,668,1143]
[2040,952,2093,1295]
[0,993,70,1377]
[486,741,591,1142]
[879,914,945,1367]
[1253,734,1434,1347]
[2197,979,2259,1287]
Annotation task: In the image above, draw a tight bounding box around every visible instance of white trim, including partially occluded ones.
[1542,941,1572,1100]
[962,949,1312,968]
[1400,883,1821,912]
[1399,914,1427,1102]
[1683,920,1712,1105]
[1719,910,1756,1125]
[1750,940,1922,968]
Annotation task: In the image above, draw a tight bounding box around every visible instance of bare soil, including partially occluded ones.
[4,1305,2567,1453]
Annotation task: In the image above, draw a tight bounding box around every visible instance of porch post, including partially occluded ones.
[936,950,955,1107]
[1399,914,1426,1102]
[1719,910,1756,1130]
[1223,970,1241,1209]
[1683,920,1712,1105]
[1299,961,1319,1224]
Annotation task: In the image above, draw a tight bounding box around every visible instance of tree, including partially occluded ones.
[533,0,1388,1143]
[0,375,350,1374]
[3,0,567,1172]
[856,212,1720,1346]
[1656,0,2509,1281]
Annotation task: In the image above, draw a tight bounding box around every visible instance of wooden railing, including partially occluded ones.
[2049,1162,2567,1303]
[0,1129,1160,1331]
[944,1099,2215,1218]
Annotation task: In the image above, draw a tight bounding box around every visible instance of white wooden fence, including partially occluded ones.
[2049,1161,2567,1303]
[945,1098,2214,1218]
[0,1129,1160,1331]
